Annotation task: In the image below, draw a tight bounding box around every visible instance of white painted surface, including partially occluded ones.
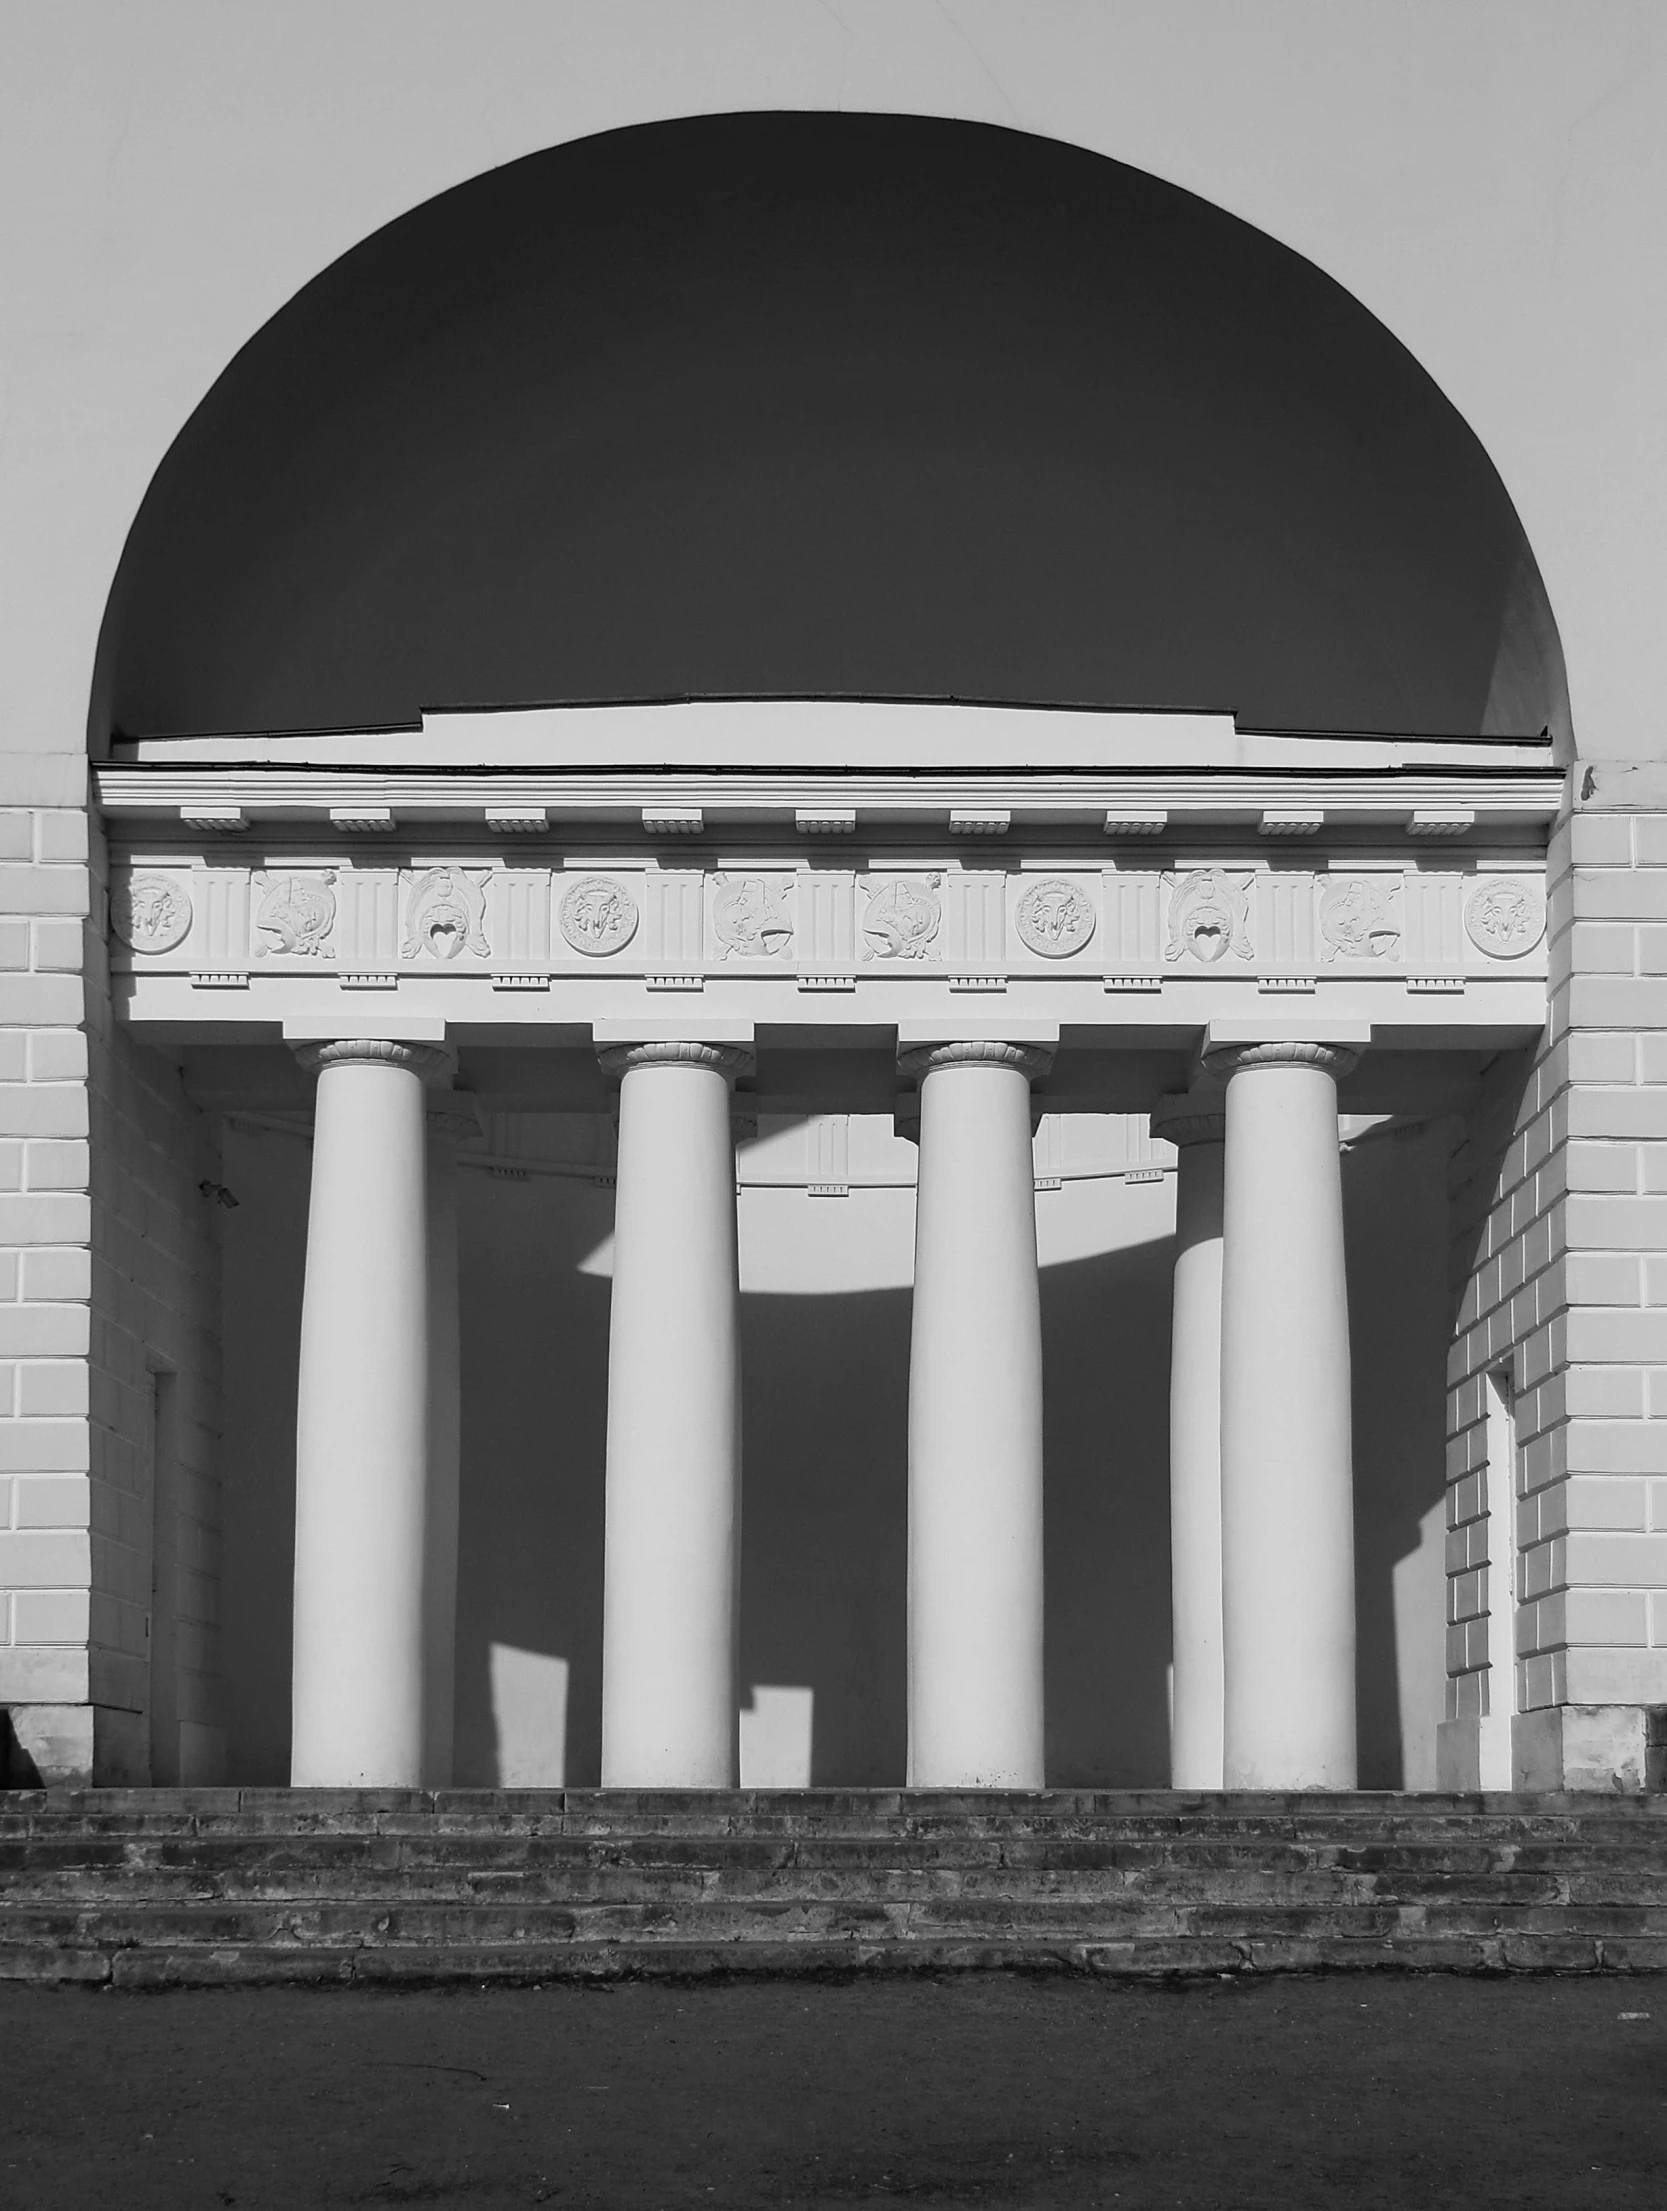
[1217,1050,1357,1790]
[126,701,1546,772]
[1480,1370,1520,1791]
[489,1642,568,1787]
[6,6,1667,761]
[907,1051,1046,1788]
[422,1122,462,1788]
[290,1045,434,1786]
[739,1684,815,1788]
[600,1051,742,1787]
[214,1099,1456,1791]
[1392,1499,1448,1795]
[1167,1136,1225,1790]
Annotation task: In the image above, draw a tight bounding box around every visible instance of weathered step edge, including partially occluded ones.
[7,1931,1667,1989]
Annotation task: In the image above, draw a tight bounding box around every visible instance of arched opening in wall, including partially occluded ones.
[98,112,1566,1789]
[93,110,1568,748]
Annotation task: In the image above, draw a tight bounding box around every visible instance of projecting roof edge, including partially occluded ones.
[108,696,1556,776]
[94,764,1565,831]
[97,760,1562,785]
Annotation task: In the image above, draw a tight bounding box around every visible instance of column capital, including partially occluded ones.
[1203,1039,1361,1079]
[291,1037,455,1080]
[1150,1093,1227,1147]
[898,1039,1056,1081]
[597,1039,756,1081]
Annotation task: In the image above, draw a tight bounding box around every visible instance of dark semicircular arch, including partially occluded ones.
[92,109,1569,754]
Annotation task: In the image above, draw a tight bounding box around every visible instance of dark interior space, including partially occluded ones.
[216,1106,1451,1790]
[97,111,1555,748]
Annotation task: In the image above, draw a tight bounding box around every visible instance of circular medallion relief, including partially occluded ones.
[112,873,192,955]
[1464,876,1546,960]
[1015,877,1096,959]
[559,875,639,957]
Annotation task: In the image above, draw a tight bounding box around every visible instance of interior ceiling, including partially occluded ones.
[99,111,1544,746]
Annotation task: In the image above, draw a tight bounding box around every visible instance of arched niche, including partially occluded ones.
[91,110,1568,751]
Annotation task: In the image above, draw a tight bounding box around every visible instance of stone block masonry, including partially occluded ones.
[1444,772,1667,1791]
[0,766,224,1784]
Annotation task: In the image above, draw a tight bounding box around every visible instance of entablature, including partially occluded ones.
[102,702,1556,1057]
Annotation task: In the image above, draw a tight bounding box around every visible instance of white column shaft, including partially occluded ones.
[600,1050,743,1788]
[1217,1048,1357,1790]
[907,1048,1047,1789]
[422,1124,463,1789]
[1167,1132,1225,1790]
[291,1043,440,1788]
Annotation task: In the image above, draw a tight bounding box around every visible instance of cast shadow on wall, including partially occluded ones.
[442,1132,1448,1790]
[452,1169,1181,1789]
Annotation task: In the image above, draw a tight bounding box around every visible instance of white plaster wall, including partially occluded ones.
[4,1,1667,763]
[1446,787,1667,1771]
[0,786,224,1783]
[216,1110,1450,1787]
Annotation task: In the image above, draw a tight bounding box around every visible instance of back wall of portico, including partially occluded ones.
[213,1108,1450,1790]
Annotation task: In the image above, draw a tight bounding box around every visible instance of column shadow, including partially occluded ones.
[1344,1122,1454,1789]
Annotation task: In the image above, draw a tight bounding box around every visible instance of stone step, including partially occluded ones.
[9,1858,1667,1904]
[12,1821,1662,1857]
[5,1790,1664,1985]
[9,1785,1667,1826]
[10,1891,1667,1944]
[18,1931,1666,1990]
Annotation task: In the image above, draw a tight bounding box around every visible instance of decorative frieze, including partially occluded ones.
[112,872,192,955]
[944,871,1006,989]
[490,867,554,989]
[1165,870,1253,968]
[1404,866,1468,992]
[645,870,703,989]
[559,873,637,957]
[1254,869,1318,991]
[189,863,251,987]
[403,867,489,963]
[796,868,856,990]
[806,1114,850,1197]
[335,868,401,986]
[1318,875,1400,963]
[1101,868,1163,990]
[861,874,942,963]
[1015,878,1095,960]
[254,870,336,959]
[1464,874,1546,959]
[710,873,794,962]
[107,851,1552,999]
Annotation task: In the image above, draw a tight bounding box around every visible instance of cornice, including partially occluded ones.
[94,764,1564,838]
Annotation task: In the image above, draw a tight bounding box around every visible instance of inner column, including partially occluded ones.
[1205,1036,1361,1791]
[422,1096,474,1790]
[597,1039,751,1789]
[901,1039,1052,1790]
[1151,1093,1227,1790]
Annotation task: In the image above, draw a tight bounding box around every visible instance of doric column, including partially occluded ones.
[900,1039,1054,1789]
[1203,1037,1362,1791]
[1151,1094,1227,1791]
[597,1039,753,1788]
[289,1037,453,1788]
[422,1097,476,1789]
